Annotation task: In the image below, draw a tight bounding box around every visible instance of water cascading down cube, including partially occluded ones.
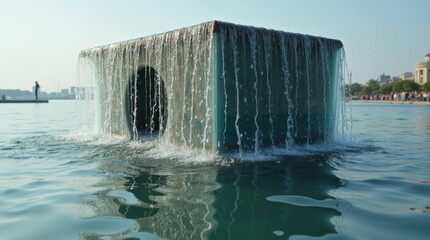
[78,21,346,153]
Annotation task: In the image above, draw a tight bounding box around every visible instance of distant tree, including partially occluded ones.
[401,80,420,92]
[0,89,33,97]
[347,83,362,96]
[360,86,372,96]
[367,79,380,94]
[378,84,392,94]
[423,81,430,91]
[392,81,404,92]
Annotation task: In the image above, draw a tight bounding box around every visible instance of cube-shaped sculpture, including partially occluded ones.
[78,21,345,153]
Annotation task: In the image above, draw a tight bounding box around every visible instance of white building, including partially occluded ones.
[400,72,414,81]
[415,54,430,85]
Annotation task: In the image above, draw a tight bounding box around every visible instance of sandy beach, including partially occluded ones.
[352,100,430,105]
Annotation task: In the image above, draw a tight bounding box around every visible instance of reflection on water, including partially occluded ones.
[78,151,347,239]
[410,206,430,214]
[209,156,346,240]
[3,102,430,239]
[79,152,218,239]
[115,172,165,219]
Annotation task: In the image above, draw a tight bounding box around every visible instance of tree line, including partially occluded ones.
[0,89,33,97]
[346,80,430,96]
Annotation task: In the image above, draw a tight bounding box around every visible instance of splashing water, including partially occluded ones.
[76,21,350,156]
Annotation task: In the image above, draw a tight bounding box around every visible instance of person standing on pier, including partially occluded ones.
[35,81,40,100]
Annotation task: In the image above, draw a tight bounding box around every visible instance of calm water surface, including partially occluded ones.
[0,100,429,240]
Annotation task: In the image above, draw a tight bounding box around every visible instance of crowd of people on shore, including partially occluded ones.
[359,91,430,102]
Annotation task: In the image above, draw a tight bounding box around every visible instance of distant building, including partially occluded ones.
[70,86,79,95]
[400,72,415,81]
[61,89,69,95]
[392,76,401,82]
[377,73,391,85]
[70,86,94,99]
[415,54,430,85]
[70,86,87,95]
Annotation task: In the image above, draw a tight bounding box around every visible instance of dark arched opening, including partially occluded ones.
[127,67,167,138]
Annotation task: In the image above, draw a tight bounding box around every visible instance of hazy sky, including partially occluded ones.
[1,0,429,92]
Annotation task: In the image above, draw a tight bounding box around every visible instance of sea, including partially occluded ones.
[0,100,429,240]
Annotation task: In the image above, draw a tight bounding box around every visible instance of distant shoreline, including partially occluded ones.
[352,100,430,105]
[0,99,48,104]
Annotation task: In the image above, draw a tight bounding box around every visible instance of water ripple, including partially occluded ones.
[266,195,350,211]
